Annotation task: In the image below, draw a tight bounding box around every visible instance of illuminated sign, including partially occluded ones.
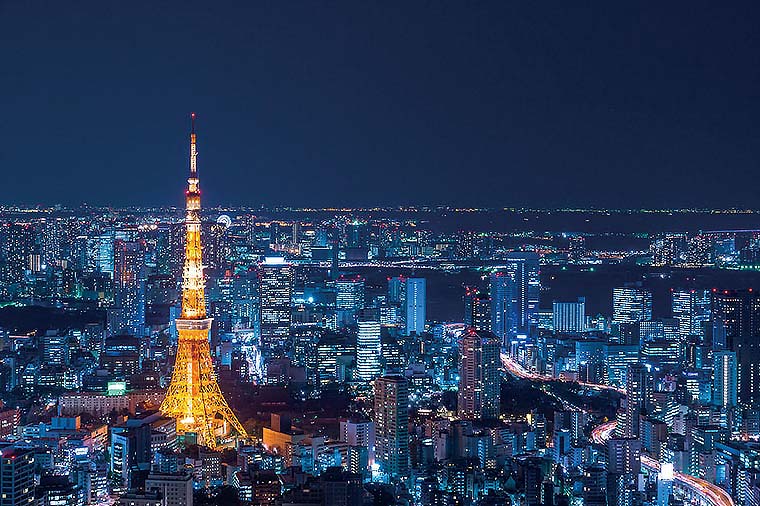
[107,381,127,396]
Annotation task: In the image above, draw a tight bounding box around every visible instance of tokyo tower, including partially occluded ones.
[160,113,248,448]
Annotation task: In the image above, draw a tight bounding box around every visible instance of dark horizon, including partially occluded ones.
[2,2,759,208]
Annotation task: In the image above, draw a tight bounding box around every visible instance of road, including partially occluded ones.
[500,352,625,394]
[501,352,734,506]
[590,420,734,506]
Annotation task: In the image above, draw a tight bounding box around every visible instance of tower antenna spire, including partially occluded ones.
[189,112,198,177]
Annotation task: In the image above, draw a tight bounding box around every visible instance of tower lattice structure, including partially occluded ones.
[160,113,247,448]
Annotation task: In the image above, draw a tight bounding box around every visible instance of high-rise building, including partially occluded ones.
[490,271,513,340]
[491,253,540,340]
[553,298,586,333]
[405,278,426,335]
[41,330,70,366]
[339,419,376,468]
[464,287,490,331]
[0,446,35,506]
[582,463,607,506]
[374,375,409,479]
[336,275,365,311]
[612,287,653,325]
[711,289,760,404]
[110,423,152,490]
[0,223,35,291]
[657,463,674,506]
[672,289,711,341]
[112,239,147,336]
[356,320,382,381]
[144,473,193,506]
[259,257,294,353]
[457,328,501,420]
[159,114,247,448]
[622,364,652,438]
[713,350,738,408]
[335,275,365,326]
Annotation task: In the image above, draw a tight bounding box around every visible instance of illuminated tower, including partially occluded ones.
[160,114,247,448]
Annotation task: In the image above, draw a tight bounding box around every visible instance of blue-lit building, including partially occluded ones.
[405,278,426,335]
[490,253,540,341]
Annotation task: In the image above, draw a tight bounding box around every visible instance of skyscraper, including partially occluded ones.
[464,287,490,331]
[711,289,760,404]
[0,223,35,292]
[356,320,382,381]
[112,239,147,336]
[336,275,365,311]
[671,289,711,341]
[335,275,365,326]
[259,257,294,354]
[490,270,513,340]
[405,278,426,335]
[160,114,247,448]
[612,287,653,325]
[622,364,652,438]
[457,328,501,420]
[713,350,738,408]
[490,253,540,340]
[0,446,35,506]
[374,375,409,479]
[583,463,608,506]
[553,298,586,333]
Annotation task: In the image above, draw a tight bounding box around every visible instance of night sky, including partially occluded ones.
[1,2,758,208]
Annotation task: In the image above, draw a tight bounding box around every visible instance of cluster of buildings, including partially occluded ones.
[0,201,759,506]
[503,283,760,506]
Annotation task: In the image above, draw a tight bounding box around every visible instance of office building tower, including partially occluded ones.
[144,473,193,506]
[35,475,84,506]
[374,375,409,479]
[711,289,760,404]
[553,298,586,333]
[491,253,540,340]
[612,287,653,325]
[464,287,490,331]
[335,275,365,325]
[490,271,513,340]
[316,334,355,387]
[583,463,607,506]
[622,364,652,438]
[457,328,501,420]
[339,419,376,468]
[259,257,294,353]
[0,223,35,290]
[0,446,34,506]
[110,423,152,490]
[605,345,640,387]
[657,463,674,506]
[41,330,70,366]
[607,438,641,475]
[672,289,711,341]
[713,350,738,408]
[356,320,382,381]
[387,276,404,305]
[405,278,426,335]
[112,239,147,337]
[336,275,365,311]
